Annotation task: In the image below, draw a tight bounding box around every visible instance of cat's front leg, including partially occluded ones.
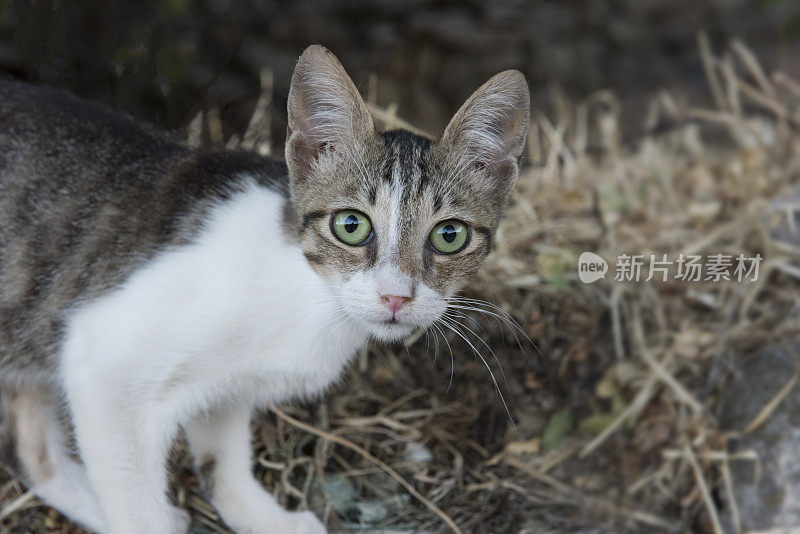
[185,405,325,534]
[62,352,189,534]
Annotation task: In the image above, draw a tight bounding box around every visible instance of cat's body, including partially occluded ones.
[0,46,529,533]
[0,79,289,378]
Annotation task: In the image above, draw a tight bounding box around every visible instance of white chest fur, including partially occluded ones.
[60,182,368,422]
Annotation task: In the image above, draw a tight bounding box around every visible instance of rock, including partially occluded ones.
[403,441,433,463]
[718,344,800,531]
[322,475,359,513]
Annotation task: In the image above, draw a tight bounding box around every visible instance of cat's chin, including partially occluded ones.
[364,321,419,343]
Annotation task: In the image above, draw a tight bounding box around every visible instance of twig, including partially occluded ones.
[679,210,760,256]
[721,457,742,534]
[698,32,727,111]
[773,71,800,99]
[367,102,431,137]
[743,351,799,434]
[735,77,788,122]
[207,106,224,145]
[684,443,724,534]
[0,490,36,521]
[721,53,741,116]
[186,110,203,148]
[609,285,626,361]
[731,39,775,97]
[580,375,658,458]
[632,307,703,415]
[504,456,675,529]
[661,449,758,463]
[269,406,462,534]
[240,68,274,155]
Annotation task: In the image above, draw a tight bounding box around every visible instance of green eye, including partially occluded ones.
[429,220,469,254]
[332,210,373,246]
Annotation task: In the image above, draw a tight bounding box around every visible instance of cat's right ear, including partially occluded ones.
[286,45,374,180]
[439,70,530,200]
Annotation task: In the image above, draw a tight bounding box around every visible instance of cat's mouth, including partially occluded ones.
[376,319,412,330]
[363,317,418,341]
[376,316,420,328]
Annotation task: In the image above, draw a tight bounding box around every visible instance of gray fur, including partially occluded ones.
[0,79,289,378]
[285,46,530,295]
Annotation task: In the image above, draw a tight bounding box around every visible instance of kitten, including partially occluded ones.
[0,45,529,533]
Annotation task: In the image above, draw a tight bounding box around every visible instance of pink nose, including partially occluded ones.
[382,294,410,317]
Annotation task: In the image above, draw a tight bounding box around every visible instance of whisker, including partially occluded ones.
[423,327,436,367]
[446,296,543,363]
[445,303,527,355]
[443,310,510,391]
[438,316,514,423]
[431,321,455,395]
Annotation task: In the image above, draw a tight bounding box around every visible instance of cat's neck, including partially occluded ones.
[63,179,370,415]
[170,179,371,404]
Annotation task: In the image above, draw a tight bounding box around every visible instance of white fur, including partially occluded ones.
[185,405,323,534]
[386,168,403,257]
[334,177,448,341]
[11,387,106,532]
[60,182,367,533]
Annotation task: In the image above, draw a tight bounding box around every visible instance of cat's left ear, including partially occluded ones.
[440,70,530,195]
[286,45,374,181]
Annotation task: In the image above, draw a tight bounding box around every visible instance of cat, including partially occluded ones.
[0,45,529,533]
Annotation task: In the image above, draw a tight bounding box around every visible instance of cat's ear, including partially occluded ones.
[286,45,373,178]
[440,70,530,193]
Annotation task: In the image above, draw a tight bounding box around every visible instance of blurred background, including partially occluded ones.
[2,1,800,533]
[2,0,800,142]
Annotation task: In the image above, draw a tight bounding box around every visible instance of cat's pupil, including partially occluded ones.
[344,215,359,233]
[442,225,456,243]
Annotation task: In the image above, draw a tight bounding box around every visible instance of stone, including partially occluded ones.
[719,344,800,531]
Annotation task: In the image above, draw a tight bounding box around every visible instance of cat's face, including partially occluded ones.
[286,46,530,341]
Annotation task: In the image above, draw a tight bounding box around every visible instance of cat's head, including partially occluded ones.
[285,45,529,342]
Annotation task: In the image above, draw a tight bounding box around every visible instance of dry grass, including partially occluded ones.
[2,37,800,533]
